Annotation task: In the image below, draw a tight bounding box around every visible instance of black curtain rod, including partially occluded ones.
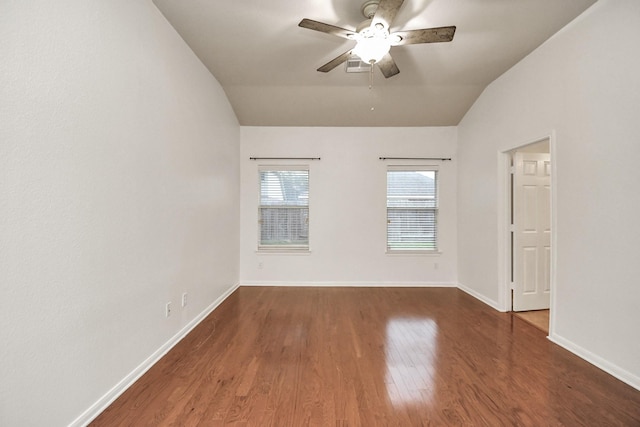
[379,157,452,161]
[250,157,321,161]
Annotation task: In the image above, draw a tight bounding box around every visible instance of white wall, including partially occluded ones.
[240,127,457,286]
[457,0,640,388]
[0,1,240,425]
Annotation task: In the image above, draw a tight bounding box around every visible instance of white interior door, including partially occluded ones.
[513,152,551,311]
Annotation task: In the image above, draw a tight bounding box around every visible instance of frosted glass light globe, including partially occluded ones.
[353,25,391,64]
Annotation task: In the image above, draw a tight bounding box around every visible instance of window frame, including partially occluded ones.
[257,165,310,253]
[386,165,440,254]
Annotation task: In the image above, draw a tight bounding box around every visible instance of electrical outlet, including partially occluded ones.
[258,262,263,269]
[434,262,439,270]
[182,292,188,308]
[165,302,171,317]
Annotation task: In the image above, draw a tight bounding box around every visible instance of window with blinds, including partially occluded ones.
[259,168,309,250]
[386,168,438,252]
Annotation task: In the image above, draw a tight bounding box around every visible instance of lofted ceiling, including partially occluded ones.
[152,0,597,127]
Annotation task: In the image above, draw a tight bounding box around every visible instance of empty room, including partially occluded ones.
[2,0,639,425]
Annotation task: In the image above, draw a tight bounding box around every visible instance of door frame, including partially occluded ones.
[497,131,557,336]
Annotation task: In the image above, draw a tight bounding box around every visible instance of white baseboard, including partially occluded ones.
[548,333,640,392]
[454,284,640,392]
[457,282,505,312]
[455,283,639,392]
[70,283,240,427]
[240,281,458,287]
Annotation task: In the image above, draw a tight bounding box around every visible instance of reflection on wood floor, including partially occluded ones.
[92,287,640,426]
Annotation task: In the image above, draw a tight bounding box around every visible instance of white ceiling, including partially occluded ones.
[152,0,597,127]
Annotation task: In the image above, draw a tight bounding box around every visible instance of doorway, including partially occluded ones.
[501,137,554,335]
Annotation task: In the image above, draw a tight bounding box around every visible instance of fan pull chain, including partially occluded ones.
[369,61,375,111]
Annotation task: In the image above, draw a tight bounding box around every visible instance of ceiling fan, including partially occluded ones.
[298,0,456,78]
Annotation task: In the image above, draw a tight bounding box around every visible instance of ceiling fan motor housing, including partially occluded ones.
[361,0,380,19]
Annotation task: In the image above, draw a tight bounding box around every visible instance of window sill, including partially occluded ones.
[386,250,442,256]
[256,249,311,255]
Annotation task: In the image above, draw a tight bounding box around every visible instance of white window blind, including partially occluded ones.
[387,168,438,252]
[259,168,309,250]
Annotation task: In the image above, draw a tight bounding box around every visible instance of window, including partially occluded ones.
[259,167,309,250]
[386,167,438,252]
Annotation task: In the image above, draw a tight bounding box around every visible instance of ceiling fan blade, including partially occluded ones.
[372,0,405,29]
[317,50,353,73]
[377,53,400,78]
[299,19,356,39]
[391,26,456,46]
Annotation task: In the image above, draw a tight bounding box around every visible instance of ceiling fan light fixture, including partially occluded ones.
[353,25,391,64]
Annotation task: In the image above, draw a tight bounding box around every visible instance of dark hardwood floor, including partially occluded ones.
[92,287,640,426]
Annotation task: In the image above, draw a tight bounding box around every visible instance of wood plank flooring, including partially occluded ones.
[91,287,640,426]
[513,309,550,334]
